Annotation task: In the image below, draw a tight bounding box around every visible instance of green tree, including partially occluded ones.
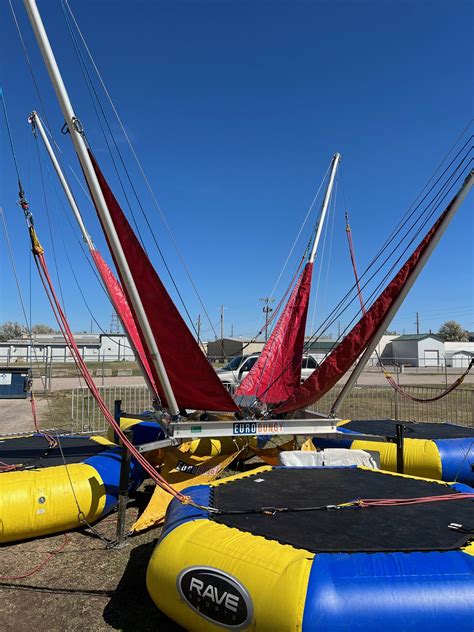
[31,324,59,335]
[0,321,26,342]
[438,320,468,342]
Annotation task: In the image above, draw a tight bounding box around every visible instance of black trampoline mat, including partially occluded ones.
[211,468,473,553]
[344,419,474,440]
[0,435,113,469]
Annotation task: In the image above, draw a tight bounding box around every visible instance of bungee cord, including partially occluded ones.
[35,133,138,353]
[247,147,473,410]
[343,177,474,407]
[302,149,473,354]
[34,133,68,314]
[1,91,61,437]
[60,1,215,345]
[3,87,209,523]
[268,160,333,301]
[60,4,148,251]
[61,0,337,365]
[211,490,474,517]
[311,137,473,342]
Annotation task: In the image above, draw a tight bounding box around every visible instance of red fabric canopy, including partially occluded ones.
[275,207,449,414]
[237,262,313,403]
[90,248,158,396]
[88,151,238,412]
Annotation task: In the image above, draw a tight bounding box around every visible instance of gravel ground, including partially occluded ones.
[0,398,49,434]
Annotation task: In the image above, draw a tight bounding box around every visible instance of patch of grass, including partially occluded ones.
[25,361,143,379]
[314,384,473,426]
[39,390,74,430]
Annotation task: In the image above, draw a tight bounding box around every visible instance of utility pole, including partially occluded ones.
[196,314,201,347]
[231,323,234,337]
[415,312,420,335]
[259,297,275,342]
[220,305,225,341]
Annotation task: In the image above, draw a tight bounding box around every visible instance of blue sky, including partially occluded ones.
[1,0,473,341]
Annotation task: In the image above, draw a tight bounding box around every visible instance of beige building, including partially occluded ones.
[207,338,266,360]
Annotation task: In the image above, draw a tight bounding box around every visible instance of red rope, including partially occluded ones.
[383,363,473,402]
[33,249,192,504]
[0,461,18,472]
[353,492,473,508]
[30,392,57,448]
[344,214,474,403]
[0,534,69,580]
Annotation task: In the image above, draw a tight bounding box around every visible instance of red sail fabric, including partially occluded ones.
[88,151,238,412]
[90,248,158,396]
[275,207,449,414]
[237,262,314,403]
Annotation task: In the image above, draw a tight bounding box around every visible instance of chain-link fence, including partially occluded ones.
[70,382,474,433]
[311,384,474,427]
[71,384,153,433]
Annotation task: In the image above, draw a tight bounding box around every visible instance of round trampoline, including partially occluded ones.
[147,465,474,631]
[0,433,143,543]
[312,419,474,486]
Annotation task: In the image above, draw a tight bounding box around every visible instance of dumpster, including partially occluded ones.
[0,367,33,399]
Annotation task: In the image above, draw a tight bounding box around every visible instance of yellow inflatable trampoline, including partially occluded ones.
[312,419,474,486]
[147,465,474,631]
[0,433,144,543]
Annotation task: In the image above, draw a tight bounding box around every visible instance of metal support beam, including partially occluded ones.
[113,399,122,444]
[137,418,340,453]
[109,400,132,548]
[330,170,473,417]
[309,153,341,263]
[171,417,338,439]
[395,423,404,474]
[23,0,180,418]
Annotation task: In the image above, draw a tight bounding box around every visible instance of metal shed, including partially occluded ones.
[391,334,445,367]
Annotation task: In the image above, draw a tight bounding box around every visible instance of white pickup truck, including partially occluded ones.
[216,353,319,390]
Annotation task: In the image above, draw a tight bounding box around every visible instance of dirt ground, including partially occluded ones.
[0,397,50,434]
[0,496,183,632]
[1,369,473,629]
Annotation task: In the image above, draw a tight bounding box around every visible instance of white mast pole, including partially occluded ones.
[23,0,180,416]
[330,170,473,416]
[28,111,94,250]
[309,153,341,263]
[29,110,158,400]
